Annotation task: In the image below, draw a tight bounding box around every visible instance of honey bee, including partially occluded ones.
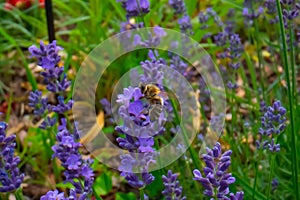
[139,83,165,121]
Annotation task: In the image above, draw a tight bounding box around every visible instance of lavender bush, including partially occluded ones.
[0,122,24,192]
[29,41,94,199]
[0,0,298,199]
[193,142,244,199]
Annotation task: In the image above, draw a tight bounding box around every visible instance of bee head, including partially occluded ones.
[139,83,146,93]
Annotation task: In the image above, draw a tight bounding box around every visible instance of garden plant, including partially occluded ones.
[0,0,299,199]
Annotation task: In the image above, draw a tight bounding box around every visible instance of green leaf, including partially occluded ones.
[116,192,136,200]
[56,182,74,189]
[145,170,164,197]
[0,27,37,90]
[93,173,112,195]
[233,172,267,200]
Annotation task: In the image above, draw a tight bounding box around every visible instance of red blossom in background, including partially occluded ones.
[4,0,44,10]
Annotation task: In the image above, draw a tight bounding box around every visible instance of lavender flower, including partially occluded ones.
[242,0,265,26]
[28,40,62,69]
[198,11,208,24]
[256,100,286,152]
[41,189,87,200]
[265,0,277,14]
[178,15,193,34]
[120,171,155,189]
[29,41,71,93]
[115,86,157,188]
[114,51,170,188]
[100,98,115,124]
[162,170,186,200]
[0,122,24,192]
[51,96,73,114]
[28,90,49,116]
[228,34,243,60]
[263,0,279,24]
[169,0,186,14]
[223,192,245,200]
[214,32,228,47]
[268,139,280,152]
[169,54,188,77]
[198,8,224,30]
[39,116,57,130]
[28,41,72,128]
[29,40,95,198]
[140,50,166,85]
[169,0,193,35]
[279,0,300,47]
[243,6,264,20]
[40,190,64,200]
[271,178,279,191]
[259,100,286,136]
[51,119,94,196]
[133,27,167,47]
[117,0,150,17]
[193,142,244,199]
[198,7,243,89]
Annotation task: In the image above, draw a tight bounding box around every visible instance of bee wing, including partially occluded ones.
[158,91,169,102]
[149,104,163,121]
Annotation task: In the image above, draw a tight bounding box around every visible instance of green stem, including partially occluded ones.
[252,161,259,200]
[275,1,299,199]
[5,91,12,123]
[135,0,147,26]
[169,98,200,169]
[253,17,265,99]
[140,188,145,200]
[288,24,296,102]
[267,154,275,200]
[252,150,262,200]
[169,96,202,195]
[15,189,24,200]
[154,139,165,179]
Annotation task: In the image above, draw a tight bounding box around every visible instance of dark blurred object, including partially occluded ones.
[45,0,55,42]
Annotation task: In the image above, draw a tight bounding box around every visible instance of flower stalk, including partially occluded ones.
[275,0,299,199]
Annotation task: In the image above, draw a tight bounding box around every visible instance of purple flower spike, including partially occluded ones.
[154,26,167,38]
[271,178,279,191]
[223,191,244,200]
[268,139,280,152]
[178,15,193,34]
[40,190,65,200]
[0,122,24,192]
[115,85,163,189]
[51,96,74,114]
[128,100,150,126]
[117,0,150,17]
[120,172,154,188]
[214,32,228,46]
[256,100,286,153]
[265,0,277,14]
[29,41,71,93]
[28,90,49,116]
[51,119,94,195]
[162,170,186,200]
[193,142,243,199]
[39,116,57,130]
[169,0,186,14]
[29,40,63,69]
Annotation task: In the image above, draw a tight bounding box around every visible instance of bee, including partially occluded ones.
[139,83,165,121]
